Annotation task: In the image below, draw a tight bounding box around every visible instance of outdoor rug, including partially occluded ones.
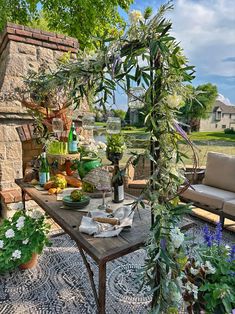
[0,217,234,314]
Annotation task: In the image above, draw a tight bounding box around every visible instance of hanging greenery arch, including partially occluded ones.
[23,3,199,313]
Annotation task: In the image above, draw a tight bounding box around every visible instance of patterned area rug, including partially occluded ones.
[0,217,234,314]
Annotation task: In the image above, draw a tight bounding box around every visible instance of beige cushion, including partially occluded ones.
[128,180,147,189]
[223,199,235,216]
[181,184,235,209]
[204,152,235,193]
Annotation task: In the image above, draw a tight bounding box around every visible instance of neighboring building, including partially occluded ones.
[200,100,235,131]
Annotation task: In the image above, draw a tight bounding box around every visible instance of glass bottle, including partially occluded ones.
[112,164,124,203]
[68,122,78,154]
[39,152,50,186]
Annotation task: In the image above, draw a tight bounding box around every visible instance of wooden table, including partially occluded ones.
[16,179,151,314]
[15,179,196,314]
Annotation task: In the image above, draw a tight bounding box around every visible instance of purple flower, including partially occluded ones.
[229,245,235,262]
[215,222,222,245]
[160,238,167,251]
[202,225,214,247]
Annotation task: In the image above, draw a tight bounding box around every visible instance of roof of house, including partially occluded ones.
[213,100,235,114]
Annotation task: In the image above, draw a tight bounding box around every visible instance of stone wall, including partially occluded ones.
[0,23,79,192]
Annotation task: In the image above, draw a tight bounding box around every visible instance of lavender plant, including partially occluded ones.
[182,223,235,313]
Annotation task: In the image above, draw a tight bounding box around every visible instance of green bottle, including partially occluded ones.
[39,152,50,186]
[68,122,78,154]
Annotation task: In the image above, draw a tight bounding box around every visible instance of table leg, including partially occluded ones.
[76,244,107,314]
[22,189,26,211]
[77,246,99,309]
[98,262,106,314]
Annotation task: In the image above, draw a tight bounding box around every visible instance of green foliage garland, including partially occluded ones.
[23,3,198,313]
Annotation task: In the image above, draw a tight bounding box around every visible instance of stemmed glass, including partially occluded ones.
[106,117,121,134]
[96,182,111,211]
[52,118,64,154]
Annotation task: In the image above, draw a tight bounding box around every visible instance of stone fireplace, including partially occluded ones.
[0,23,80,214]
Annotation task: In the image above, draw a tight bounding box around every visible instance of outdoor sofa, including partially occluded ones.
[181,151,235,227]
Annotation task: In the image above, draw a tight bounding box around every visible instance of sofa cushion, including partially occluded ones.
[181,184,235,209]
[223,199,235,216]
[203,152,235,193]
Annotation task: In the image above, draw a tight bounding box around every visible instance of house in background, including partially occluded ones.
[200,99,235,131]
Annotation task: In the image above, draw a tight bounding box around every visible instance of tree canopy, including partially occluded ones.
[179,83,218,124]
[0,0,133,49]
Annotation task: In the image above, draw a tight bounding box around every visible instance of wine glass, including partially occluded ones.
[82,114,95,130]
[96,182,112,211]
[52,118,64,154]
[106,117,121,134]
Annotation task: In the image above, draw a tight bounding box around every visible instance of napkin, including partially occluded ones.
[79,205,134,237]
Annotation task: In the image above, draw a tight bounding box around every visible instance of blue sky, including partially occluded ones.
[116,0,235,109]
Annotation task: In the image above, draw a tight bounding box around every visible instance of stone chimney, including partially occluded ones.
[0,23,79,193]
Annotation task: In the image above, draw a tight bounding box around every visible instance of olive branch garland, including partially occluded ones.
[23,2,198,312]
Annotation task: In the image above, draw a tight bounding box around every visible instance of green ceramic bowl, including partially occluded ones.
[62,195,90,210]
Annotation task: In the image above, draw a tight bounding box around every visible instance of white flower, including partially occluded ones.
[166,94,183,108]
[184,282,198,300]
[203,261,216,274]
[78,135,85,142]
[225,245,231,255]
[129,10,144,24]
[86,143,98,154]
[12,249,21,259]
[0,240,4,249]
[22,239,29,245]
[16,220,24,230]
[190,267,199,276]
[170,227,184,249]
[17,216,25,224]
[97,141,107,150]
[5,228,15,238]
[31,210,43,220]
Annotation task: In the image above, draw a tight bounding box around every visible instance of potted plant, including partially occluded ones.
[73,137,106,179]
[0,210,51,273]
[106,134,126,164]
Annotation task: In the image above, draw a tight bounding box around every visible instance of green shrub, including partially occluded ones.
[122,126,137,131]
[224,128,235,134]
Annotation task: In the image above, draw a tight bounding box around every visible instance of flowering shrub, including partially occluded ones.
[0,210,51,273]
[78,135,107,158]
[182,223,235,313]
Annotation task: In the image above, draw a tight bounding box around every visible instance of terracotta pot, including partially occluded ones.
[19,253,38,270]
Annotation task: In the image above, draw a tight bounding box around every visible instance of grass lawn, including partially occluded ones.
[94,122,106,127]
[122,127,146,134]
[180,144,235,167]
[189,131,235,142]
[95,128,235,167]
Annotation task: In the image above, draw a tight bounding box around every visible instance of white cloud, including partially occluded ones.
[168,0,235,77]
[217,93,233,105]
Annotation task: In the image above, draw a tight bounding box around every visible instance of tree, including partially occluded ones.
[0,0,133,49]
[179,83,218,131]
[112,109,126,121]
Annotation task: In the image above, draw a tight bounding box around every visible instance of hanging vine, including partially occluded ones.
[23,2,198,313]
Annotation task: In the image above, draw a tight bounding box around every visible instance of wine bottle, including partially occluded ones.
[68,122,78,154]
[39,152,50,186]
[112,165,124,203]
